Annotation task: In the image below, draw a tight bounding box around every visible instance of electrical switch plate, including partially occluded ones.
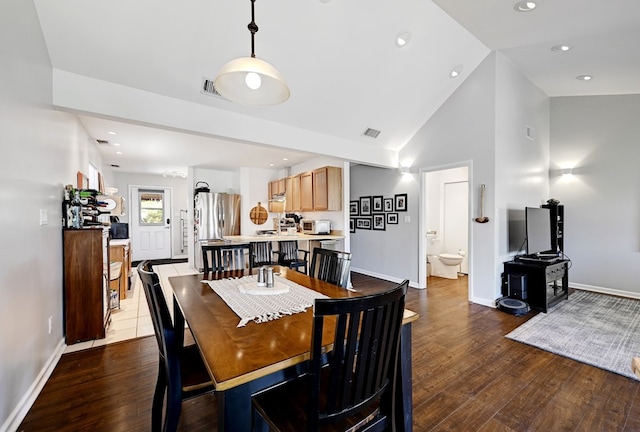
[404,215,411,223]
[48,316,53,334]
[40,209,48,225]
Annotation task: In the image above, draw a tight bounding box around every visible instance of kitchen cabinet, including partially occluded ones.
[300,171,314,211]
[269,166,342,212]
[63,228,111,344]
[285,175,301,212]
[110,239,131,300]
[268,179,286,211]
[313,166,342,211]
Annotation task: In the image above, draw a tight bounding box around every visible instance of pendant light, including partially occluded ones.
[214,0,290,106]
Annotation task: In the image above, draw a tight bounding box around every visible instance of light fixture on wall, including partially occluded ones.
[214,0,290,106]
[561,168,573,176]
[400,166,411,175]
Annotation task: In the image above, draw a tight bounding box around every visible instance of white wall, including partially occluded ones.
[400,53,497,304]
[550,94,640,297]
[0,1,107,428]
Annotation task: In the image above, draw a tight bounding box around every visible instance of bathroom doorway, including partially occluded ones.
[420,164,471,300]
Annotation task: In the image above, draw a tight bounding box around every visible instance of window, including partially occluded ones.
[139,190,164,225]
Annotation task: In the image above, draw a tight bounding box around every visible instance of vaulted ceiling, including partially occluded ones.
[32,0,640,175]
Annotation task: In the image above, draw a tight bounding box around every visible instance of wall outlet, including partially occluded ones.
[48,316,53,334]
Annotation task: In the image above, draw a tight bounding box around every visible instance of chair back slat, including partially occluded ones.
[249,242,275,269]
[308,280,408,430]
[310,248,352,288]
[278,241,298,261]
[202,244,246,273]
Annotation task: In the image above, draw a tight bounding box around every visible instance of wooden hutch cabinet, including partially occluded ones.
[63,228,111,344]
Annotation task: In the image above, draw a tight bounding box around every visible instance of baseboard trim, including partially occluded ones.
[1,338,66,432]
[570,283,640,300]
[350,267,420,289]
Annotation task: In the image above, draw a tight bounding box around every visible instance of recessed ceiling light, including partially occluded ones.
[449,65,463,78]
[112,142,121,146]
[576,75,593,81]
[108,131,117,135]
[551,44,572,53]
[514,1,536,12]
[116,151,123,155]
[319,0,332,3]
[269,163,275,167]
[283,158,288,161]
[395,32,411,48]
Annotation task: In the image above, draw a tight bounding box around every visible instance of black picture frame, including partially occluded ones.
[372,214,385,231]
[349,201,359,216]
[360,196,372,216]
[350,219,355,233]
[394,193,408,211]
[384,198,393,212]
[372,195,383,212]
[386,213,398,224]
[356,218,371,230]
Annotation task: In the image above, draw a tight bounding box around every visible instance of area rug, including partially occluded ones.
[505,290,640,380]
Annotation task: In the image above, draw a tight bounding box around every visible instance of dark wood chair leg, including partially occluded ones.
[164,381,183,432]
[152,358,167,432]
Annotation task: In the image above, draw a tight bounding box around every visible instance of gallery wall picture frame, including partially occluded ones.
[350,201,359,216]
[394,193,408,211]
[384,198,393,212]
[372,195,383,212]
[360,196,372,216]
[350,219,356,233]
[387,213,398,224]
[373,214,386,231]
[356,218,371,230]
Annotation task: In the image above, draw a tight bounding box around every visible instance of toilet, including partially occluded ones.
[428,253,464,280]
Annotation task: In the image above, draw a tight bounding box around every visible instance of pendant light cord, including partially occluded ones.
[248,0,258,59]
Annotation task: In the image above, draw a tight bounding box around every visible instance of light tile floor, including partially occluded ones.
[64,262,198,354]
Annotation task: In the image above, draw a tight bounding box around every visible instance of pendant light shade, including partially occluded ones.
[214,56,290,105]
[214,0,289,106]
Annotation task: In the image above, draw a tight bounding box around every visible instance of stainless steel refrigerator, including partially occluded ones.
[194,192,241,270]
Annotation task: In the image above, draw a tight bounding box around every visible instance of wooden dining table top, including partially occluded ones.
[169,266,419,392]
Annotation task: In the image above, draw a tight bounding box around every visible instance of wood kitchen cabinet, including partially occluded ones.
[109,239,131,300]
[300,171,314,211]
[285,175,301,212]
[63,228,111,344]
[268,178,286,211]
[269,166,343,212]
[313,166,342,211]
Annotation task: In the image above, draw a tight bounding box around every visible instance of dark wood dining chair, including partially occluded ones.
[275,240,309,274]
[202,244,247,274]
[309,247,352,288]
[252,280,409,432]
[137,261,214,432]
[249,241,277,270]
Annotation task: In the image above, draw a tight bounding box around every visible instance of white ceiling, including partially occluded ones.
[33,0,640,175]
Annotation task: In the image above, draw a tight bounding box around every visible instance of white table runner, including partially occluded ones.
[207,275,328,327]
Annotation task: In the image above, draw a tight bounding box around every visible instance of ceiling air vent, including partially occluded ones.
[110,164,120,168]
[96,139,110,145]
[201,77,225,99]
[363,128,381,138]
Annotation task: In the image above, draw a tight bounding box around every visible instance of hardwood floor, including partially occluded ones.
[19,274,640,431]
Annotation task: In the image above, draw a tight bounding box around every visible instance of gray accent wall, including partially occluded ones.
[550,94,640,297]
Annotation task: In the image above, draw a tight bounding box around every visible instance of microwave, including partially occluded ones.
[301,219,331,235]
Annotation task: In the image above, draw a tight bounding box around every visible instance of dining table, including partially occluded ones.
[169,266,419,432]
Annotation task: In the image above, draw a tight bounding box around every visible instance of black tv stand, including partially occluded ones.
[503,259,569,313]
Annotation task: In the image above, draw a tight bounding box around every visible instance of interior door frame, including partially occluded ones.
[129,185,173,261]
[419,161,473,302]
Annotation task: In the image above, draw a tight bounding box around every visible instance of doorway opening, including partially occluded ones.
[420,164,471,301]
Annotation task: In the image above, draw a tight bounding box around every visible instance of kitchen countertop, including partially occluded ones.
[198,233,344,245]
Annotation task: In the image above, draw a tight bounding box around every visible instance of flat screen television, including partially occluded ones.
[525,207,554,257]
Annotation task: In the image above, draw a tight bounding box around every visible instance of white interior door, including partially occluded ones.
[130,186,172,261]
